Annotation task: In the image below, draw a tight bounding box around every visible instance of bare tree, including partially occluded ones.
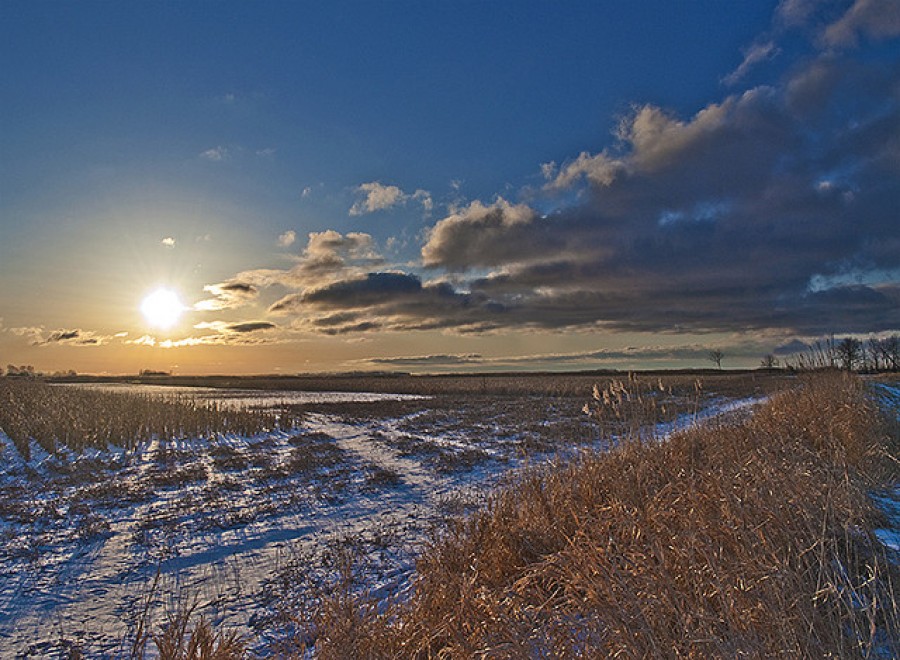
[835,337,862,372]
[760,354,779,369]
[883,335,900,371]
[865,338,882,372]
[871,335,900,372]
[708,349,725,369]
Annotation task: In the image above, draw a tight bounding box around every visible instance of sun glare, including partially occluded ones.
[140,288,185,329]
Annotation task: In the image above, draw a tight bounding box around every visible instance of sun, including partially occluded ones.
[140,288,185,329]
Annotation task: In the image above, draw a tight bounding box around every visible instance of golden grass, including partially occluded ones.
[69,370,796,398]
[0,380,300,458]
[152,606,246,660]
[303,371,899,658]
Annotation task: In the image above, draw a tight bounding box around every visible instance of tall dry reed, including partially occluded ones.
[0,380,300,458]
[305,372,898,658]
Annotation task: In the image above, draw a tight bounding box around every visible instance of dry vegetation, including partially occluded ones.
[3,371,897,658]
[297,372,899,658]
[68,370,795,398]
[0,380,300,458]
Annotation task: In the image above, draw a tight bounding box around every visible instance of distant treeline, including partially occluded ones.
[783,335,900,373]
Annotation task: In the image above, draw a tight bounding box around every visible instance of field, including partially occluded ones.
[0,371,896,657]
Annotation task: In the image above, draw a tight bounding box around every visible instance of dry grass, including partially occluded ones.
[64,370,796,398]
[0,380,300,457]
[306,371,899,658]
[151,605,246,660]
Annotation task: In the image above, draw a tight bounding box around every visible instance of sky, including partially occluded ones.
[1,0,898,375]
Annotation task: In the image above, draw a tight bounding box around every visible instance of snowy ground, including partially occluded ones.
[1,382,892,657]
[871,383,900,559]
[0,388,602,657]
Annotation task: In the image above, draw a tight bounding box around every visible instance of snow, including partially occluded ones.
[0,382,878,657]
[871,382,900,561]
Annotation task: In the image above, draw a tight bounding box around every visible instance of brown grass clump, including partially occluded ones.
[152,605,246,660]
[307,371,899,658]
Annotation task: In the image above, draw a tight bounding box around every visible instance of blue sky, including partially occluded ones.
[1,1,898,374]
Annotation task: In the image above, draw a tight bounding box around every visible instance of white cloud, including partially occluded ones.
[193,281,260,312]
[349,182,433,216]
[161,237,176,247]
[126,335,157,347]
[413,189,434,213]
[200,146,229,161]
[540,161,558,180]
[722,40,779,86]
[278,230,297,247]
[349,182,405,215]
[9,326,45,343]
[776,0,823,27]
[193,321,229,332]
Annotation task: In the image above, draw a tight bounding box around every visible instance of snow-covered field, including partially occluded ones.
[0,387,601,657]
[872,383,900,559]
[0,381,895,657]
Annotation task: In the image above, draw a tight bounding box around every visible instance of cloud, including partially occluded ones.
[776,0,824,27]
[194,281,260,311]
[127,325,279,348]
[278,230,297,247]
[234,230,385,294]
[269,272,423,314]
[822,0,900,47]
[349,182,433,216]
[200,146,229,162]
[413,189,434,212]
[161,237,176,247]
[269,272,506,335]
[365,353,484,367]
[357,343,772,371]
[722,40,780,86]
[127,334,157,347]
[198,2,899,342]
[421,198,544,269]
[227,321,276,333]
[8,326,45,343]
[28,328,115,346]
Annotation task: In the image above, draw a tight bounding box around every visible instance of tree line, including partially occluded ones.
[780,335,900,373]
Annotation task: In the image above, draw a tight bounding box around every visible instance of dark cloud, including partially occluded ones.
[406,41,898,337]
[47,330,80,343]
[302,272,424,307]
[34,329,112,346]
[203,1,899,342]
[421,199,552,269]
[774,338,813,355]
[195,280,260,311]
[356,343,778,371]
[368,353,484,367]
[232,230,385,298]
[227,321,276,333]
[220,282,258,295]
[270,272,508,335]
